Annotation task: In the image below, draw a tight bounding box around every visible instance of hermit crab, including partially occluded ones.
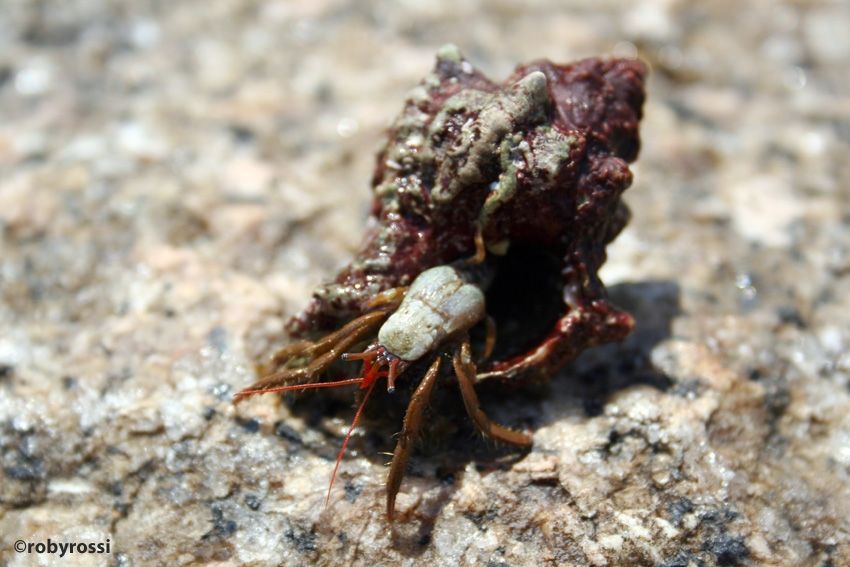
[234,45,646,520]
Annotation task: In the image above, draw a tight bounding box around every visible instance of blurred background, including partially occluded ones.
[1,1,848,565]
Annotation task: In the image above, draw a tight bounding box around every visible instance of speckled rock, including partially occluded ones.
[1,1,848,566]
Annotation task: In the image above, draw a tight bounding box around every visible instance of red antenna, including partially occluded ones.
[233,358,391,506]
[325,380,377,506]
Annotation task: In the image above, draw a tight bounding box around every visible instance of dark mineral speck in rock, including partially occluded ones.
[236,417,260,433]
[285,522,317,554]
[244,493,262,510]
[5,461,44,481]
[0,364,14,380]
[659,551,697,567]
[207,326,228,353]
[705,534,750,566]
[343,480,361,503]
[206,504,237,538]
[210,383,231,400]
[776,305,806,328]
[273,420,302,444]
[228,124,256,143]
[667,497,694,525]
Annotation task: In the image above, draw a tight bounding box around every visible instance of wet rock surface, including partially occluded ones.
[1,1,848,566]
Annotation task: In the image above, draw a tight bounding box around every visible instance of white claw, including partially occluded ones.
[378,266,485,361]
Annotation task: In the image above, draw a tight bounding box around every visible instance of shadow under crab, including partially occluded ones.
[235,45,647,521]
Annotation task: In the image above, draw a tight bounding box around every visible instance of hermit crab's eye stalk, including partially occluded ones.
[342,344,408,393]
[386,358,401,393]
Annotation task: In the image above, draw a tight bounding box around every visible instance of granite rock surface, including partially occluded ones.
[1,1,849,566]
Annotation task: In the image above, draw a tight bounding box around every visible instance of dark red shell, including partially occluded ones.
[288,47,646,380]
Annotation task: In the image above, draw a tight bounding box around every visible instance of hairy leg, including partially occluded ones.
[481,315,497,362]
[235,309,391,402]
[476,258,634,382]
[454,339,532,447]
[261,287,407,375]
[260,340,314,373]
[386,355,441,521]
[364,286,408,310]
[468,223,487,264]
[267,307,396,370]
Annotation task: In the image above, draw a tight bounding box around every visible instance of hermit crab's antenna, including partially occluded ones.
[325,379,377,506]
[233,361,391,507]
[233,378,365,401]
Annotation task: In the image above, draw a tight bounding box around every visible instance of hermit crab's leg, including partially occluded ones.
[468,224,487,265]
[259,287,407,375]
[265,305,399,373]
[386,355,442,521]
[235,309,391,402]
[453,339,532,447]
[364,286,408,310]
[258,321,366,377]
[480,315,497,362]
[476,302,634,382]
[262,340,315,372]
[297,310,392,375]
